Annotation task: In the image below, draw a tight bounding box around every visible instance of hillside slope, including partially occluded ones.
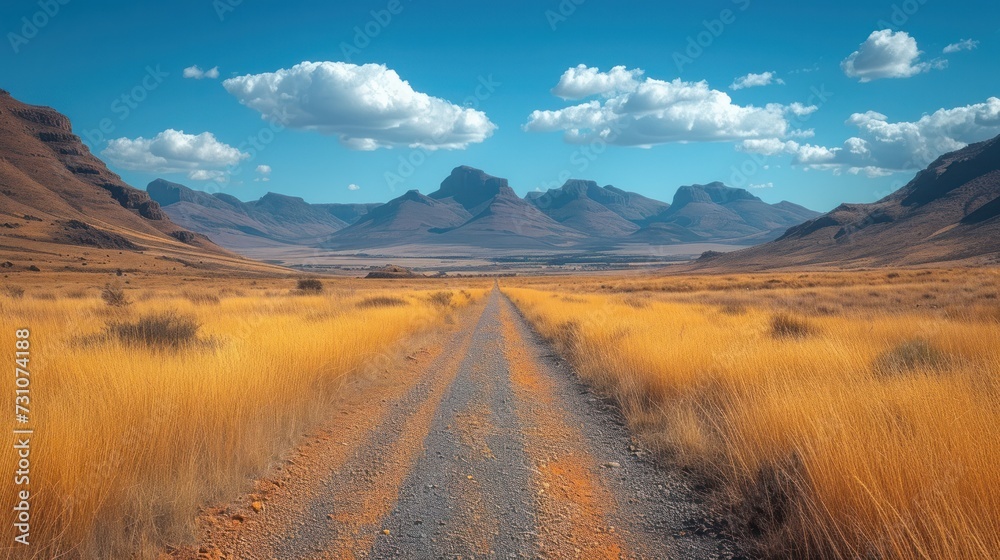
[148,179,362,249]
[696,136,1000,269]
[0,89,284,276]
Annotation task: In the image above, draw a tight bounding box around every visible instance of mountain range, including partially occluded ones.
[149,165,820,255]
[146,179,377,250]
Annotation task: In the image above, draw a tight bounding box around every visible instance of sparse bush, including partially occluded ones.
[875,339,948,376]
[106,311,201,349]
[184,292,221,305]
[296,278,324,293]
[428,291,454,307]
[620,296,649,309]
[769,313,814,339]
[32,292,57,301]
[720,303,748,316]
[3,285,24,299]
[357,296,408,309]
[101,283,131,307]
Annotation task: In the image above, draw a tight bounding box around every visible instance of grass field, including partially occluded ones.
[504,268,1000,559]
[2,267,997,559]
[0,279,486,559]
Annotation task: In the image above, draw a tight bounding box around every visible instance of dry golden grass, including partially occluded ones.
[504,272,1000,559]
[0,283,485,559]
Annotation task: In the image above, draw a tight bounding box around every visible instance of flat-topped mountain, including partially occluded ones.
[428,165,514,214]
[631,182,819,244]
[697,135,1000,269]
[526,180,668,238]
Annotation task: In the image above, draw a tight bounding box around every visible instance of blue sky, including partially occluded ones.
[2,0,998,211]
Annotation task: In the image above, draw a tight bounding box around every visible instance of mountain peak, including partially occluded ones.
[429,166,514,210]
[672,183,761,208]
[147,178,196,206]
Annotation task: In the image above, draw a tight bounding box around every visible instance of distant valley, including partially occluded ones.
[147,165,820,270]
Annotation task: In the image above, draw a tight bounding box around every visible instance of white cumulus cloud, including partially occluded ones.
[254,165,271,182]
[943,39,979,54]
[347,184,361,191]
[737,97,1000,176]
[222,61,496,151]
[551,64,643,99]
[525,65,814,147]
[102,129,248,181]
[188,170,227,182]
[183,65,220,80]
[841,30,944,82]
[730,71,784,90]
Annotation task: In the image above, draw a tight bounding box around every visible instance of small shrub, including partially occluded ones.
[428,291,454,307]
[770,313,814,339]
[3,285,24,299]
[101,283,131,307]
[296,278,324,293]
[357,296,408,309]
[620,296,649,309]
[184,292,221,305]
[720,303,748,316]
[106,311,201,349]
[875,339,948,376]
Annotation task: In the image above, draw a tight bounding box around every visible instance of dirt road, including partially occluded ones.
[178,289,739,559]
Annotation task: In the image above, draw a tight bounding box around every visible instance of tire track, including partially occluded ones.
[369,287,537,559]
